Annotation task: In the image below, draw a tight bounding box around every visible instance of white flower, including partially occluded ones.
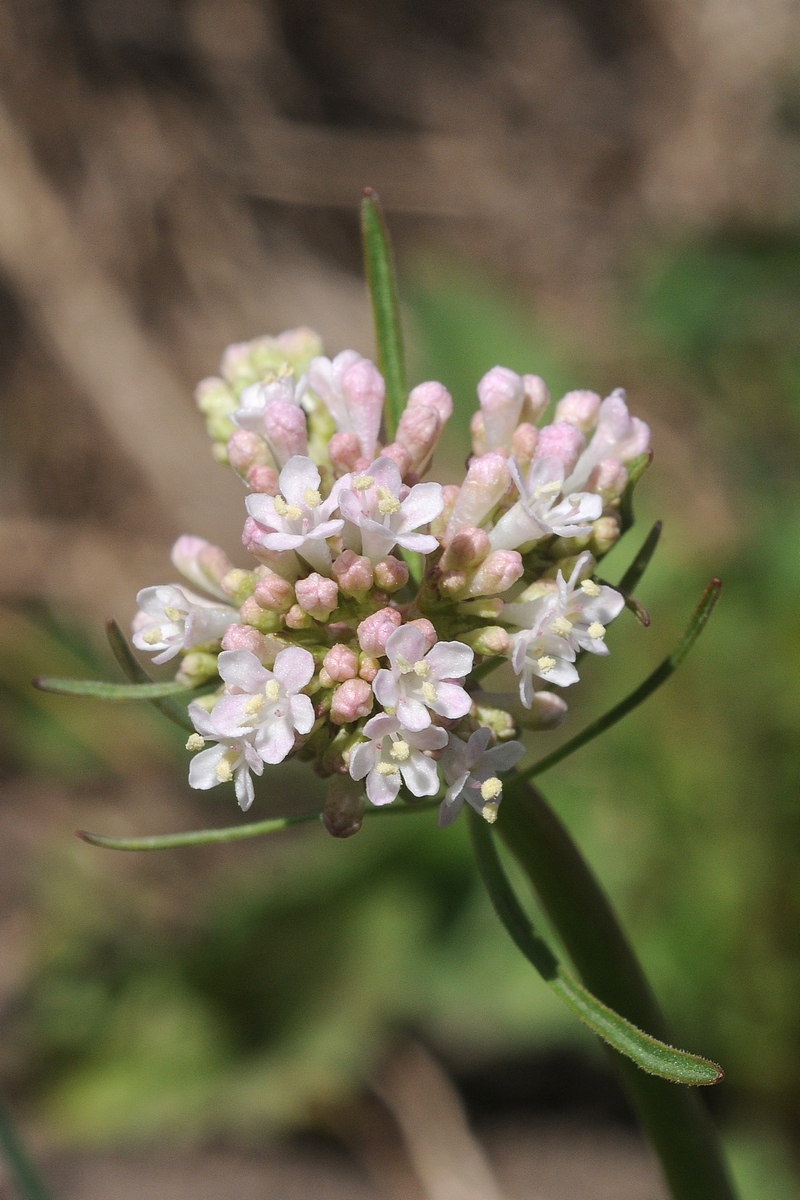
[132,584,238,664]
[209,647,316,765]
[308,350,384,461]
[563,389,650,493]
[186,702,264,812]
[232,371,306,434]
[505,551,624,660]
[349,712,447,806]
[509,613,579,706]
[245,456,347,575]
[438,728,525,827]
[373,624,473,732]
[338,456,443,562]
[488,456,602,552]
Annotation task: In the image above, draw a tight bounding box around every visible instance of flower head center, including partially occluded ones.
[413,660,429,678]
[421,682,437,703]
[551,616,572,637]
[274,495,303,521]
[395,655,414,675]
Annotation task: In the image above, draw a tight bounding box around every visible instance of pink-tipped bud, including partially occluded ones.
[470,410,487,457]
[408,381,453,424]
[464,626,511,656]
[396,404,442,472]
[246,464,279,494]
[221,568,256,604]
[323,643,359,683]
[358,654,380,682]
[330,677,374,726]
[408,618,437,652]
[477,366,525,451]
[380,441,413,478]
[554,389,601,433]
[373,556,409,593]
[295,573,339,620]
[522,374,550,423]
[467,550,523,597]
[342,358,385,460]
[440,526,491,571]
[227,428,270,474]
[586,458,628,502]
[323,775,365,838]
[221,624,268,659]
[254,570,295,613]
[439,569,468,599]
[171,535,232,597]
[535,422,586,475]
[511,423,539,469]
[431,484,460,541]
[239,595,281,634]
[332,549,374,596]
[263,400,308,466]
[285,603,313,629]
[521,691,568,731]
[329,431,362,474]
[357,607,402,656]
[590,515,621,557]
[445,453,511,543]
[242,516,266,557]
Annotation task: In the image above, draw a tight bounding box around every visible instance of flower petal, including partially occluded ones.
[426,640,474,682]
[400,750,440,797]
[372,670,399,711]
[272,646,315,694]
[289,693,315,735]
[217,649,272,693]
[366,767,401,806]
[235,764,255,811]
[430,681,472,721]
[188,744,225,790]
[396,693,431,732]
[255,718,295,764]
[385,624,426,668]
[349,740,377,781]
[278,456,321,506]
[395,482,444,533]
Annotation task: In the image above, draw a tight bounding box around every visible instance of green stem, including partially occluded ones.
[0,1097,54,1200]
[361,188,406,440]
[497,781,737,1200]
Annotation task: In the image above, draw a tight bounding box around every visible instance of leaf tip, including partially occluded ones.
[362,185,377,199]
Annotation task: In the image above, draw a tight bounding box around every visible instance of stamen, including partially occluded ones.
[481,802,499,824]
[421,682,437,703]
[376,762,399,776]
[389,739,410,761]
[265,680,281,702]
[142,627,163,645]
[396,655,413,674]
[243,694,265,715]
[550,616,572,637]
[534,480,561,500]
[285,504,303,521]
[377,486,401,515]
[163,606,183,622]
[587,622,606,639]
[273,495,288,516]
[413,660,429,677]
[304,488,322,508]
[537,655,556,674]
[185,734,205,751]
[215,758,233,783]
[581,579,601,597]
[353,475,374,491]
[480,777,503,802]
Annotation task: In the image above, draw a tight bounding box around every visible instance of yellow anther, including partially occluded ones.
[389,739,410,762]
[285,504,303,521]
[421,682,437,703]
[164,606,183,622]
[413,660,429,677]
[353,475,374,491]
[304,487,322,508]
[243,694,265,715]
[581,579,601,597]
[273,494,288,516]
[480,776,503,802]
[276,362,293,378]
[185,733,205,751]
[481,801,499,824]
[396,655,414,674]
[534,480,561,499]
[587,622,606,640]
[537,655,557,674]
[384,706,396,716]
[215,758,233,783]
[377,762,399,776]
[551,616,572,637]
[265,680,281,702]
[377,486,401,515]
[142,627,163,645]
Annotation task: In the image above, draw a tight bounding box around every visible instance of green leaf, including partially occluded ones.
[517,578,722,782]
[105,619,197,733]
[33,677,195,700]
[468,808,723,1086]
[361,188,406,440]
[617,519,663,595]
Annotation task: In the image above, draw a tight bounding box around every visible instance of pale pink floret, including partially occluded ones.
[254,570,295,613]
[329,432,362,474]
[330,677,374,725]
[534,422,586,475]
[373,624,473,732]
[245,456,347,576]
[262,400,308,466]
[465,550,523,598]
[227,428,270,474]
[357,607,402,656]
[171,536,232,601]
[408,380,453,425]
[246,464,280,494]
[396,404,441,473]
[521,374,550,423]
[373,556,409,593]
[587,458,629,502]
[563,389,650,493]
[488,457,602,552]
[210,647,315,766]
[132,584,238,664]
[554,389,601,433]
[233,373,306,438]
[323,644,359,683]
[222,624,268,659]
[295,573,339,620]
[332,549,374,596]
[339,456,443,562]
[438,728,525,827]
[511,423,539,469]
[308,351,384,462]
[349,713,447,806]
[444,453,511,544]
[187,702,263,812]
[477,366,526,452]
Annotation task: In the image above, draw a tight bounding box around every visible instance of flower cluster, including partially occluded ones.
[135,334,649,831]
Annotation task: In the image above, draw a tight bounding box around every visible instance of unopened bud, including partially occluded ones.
[466,550,523,598]
[323,775,366,838]
[431,484,460,541]
[239,595,281,633]
[464,626,510,656]
[195,375,235,417]
[590,515,621,557]
[470,410,487,457]
[221,624,268,659]
[554,389,601,433]
[342,358,385,460]
[407,618,437,652]
[439,569,468,599]
[263,400,308,466]
[522,374,550,423]
[474,704,516,740]
[408,380,453,424]
[535,422,586,475]
[396,404,441,472]
[329,431,362,473]
[457,596,505,619]
[477,366,525,451]
[511,423,539,470]
[246,464,279,494]
[520,691,568,731]
[254,570,295,613]
[440,526,490,571]
[221,568,256,604]
[373,556,409,593]
[171,536,232,598]
[323,644,359,682]
[358,654,379,682]
[295,573,339,620]
[330,677,374,726]
[332,549,374,596]
[445,453,511,542]
[285,603,313,630]
[586,458,628,502]
[175,651,219,687]
[227,428,270,474]
[357,607,402,656]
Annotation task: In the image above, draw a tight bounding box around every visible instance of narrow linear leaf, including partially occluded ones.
[617,520,663,596]
[33,677,195,700]
[0,1096,54,1200]
[105,619,196,732]
[361,188,406,440]
[518,579,722,782]
[468,809,722,1086]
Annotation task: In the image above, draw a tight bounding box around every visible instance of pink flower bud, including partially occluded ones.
[522,374,550,423]
[246,464,279,494]
[431,484,460,541]
[408,381,453,424]
[358,654,379,682]
[323,775,365,839]
[342,358,385,460]
[239,595,280,633]
[254,570,295,613]
[295,573,339,620]
[380,441,413,477]
[330,677,374,726]
[523,691,568,731]
[329,431,362,473]
[263,400,308,466]
[396,404,441,472]
[408,617,437,652]
[590,515,620,557]
[242,516,265,557]
[227,428,270,474]
[285,603,313,629]
[470,410,487,456]
[535,422,586,474]
[586,458,628,502]
[511,423,538,469]
[171,535,232,596]
[357,607,402,656]
[477,366,525,450]
[323,643,359,683]
[445,453,511,543]
[554,389,601,433]
[221,624,268,659]
[467,550,523,597]
[332,550,374,596]
[220,340,254,384]
[439,569,467,599]
[373,556,409,593]
[440,525,491,571]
